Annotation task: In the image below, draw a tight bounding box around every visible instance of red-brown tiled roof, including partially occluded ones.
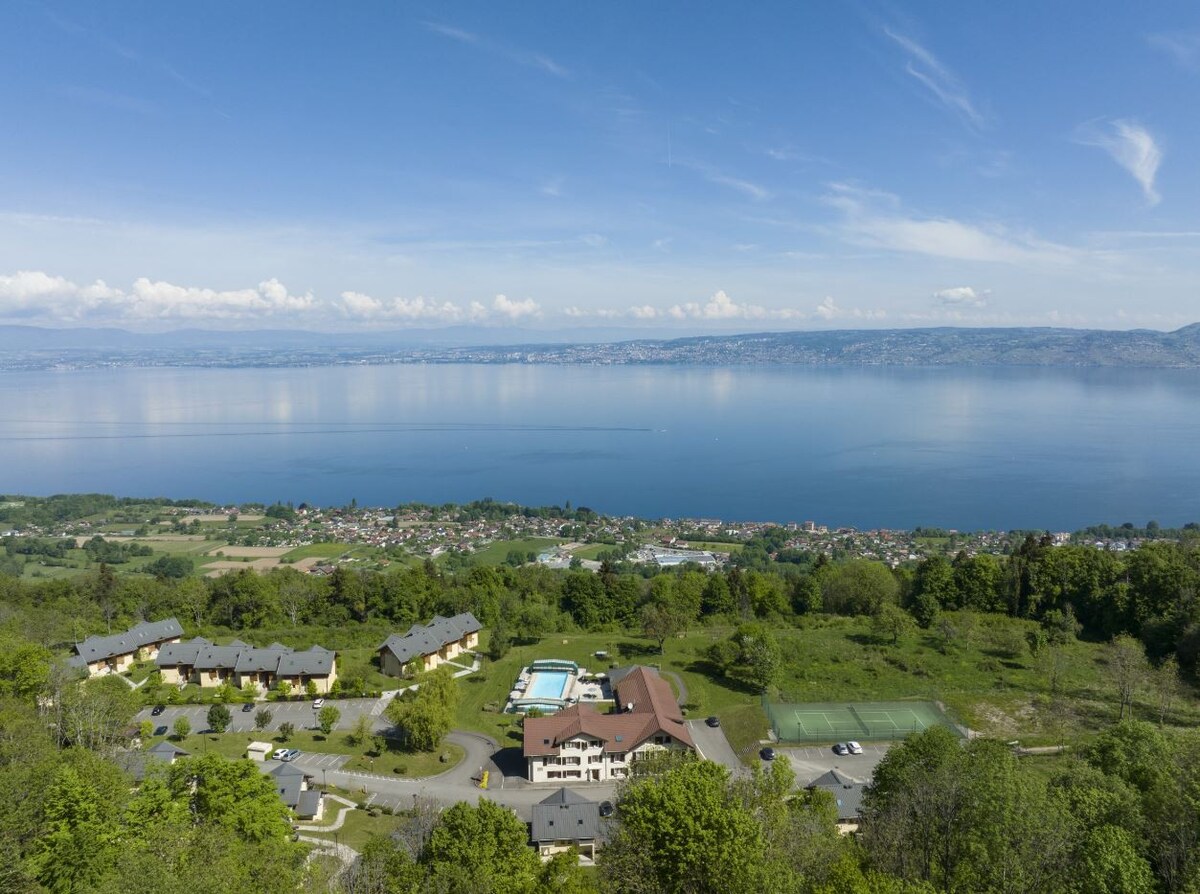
[523,666,694,757]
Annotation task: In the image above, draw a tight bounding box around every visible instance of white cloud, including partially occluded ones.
[490,294,541,320]
[666,290,808,322]
[824,182,1079,265]
[580,233,608,248]
[815,297,839,320]
[883,28,987,129]
[1076,119,1163,205]
[933,286,989,307]
[336,291,464,323]
[0,271,314,322]
[629,305,658,319]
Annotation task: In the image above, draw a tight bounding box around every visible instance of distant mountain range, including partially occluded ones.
[2,323,1200,369]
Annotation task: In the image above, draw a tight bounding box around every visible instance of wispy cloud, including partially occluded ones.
[425,21,569,78]
[883,28,987,129]
[54,85,156,115]
[1075,118,1163,205]
[677,160,770,201]
[824,182,1078,265]
[1147,31,1200,71]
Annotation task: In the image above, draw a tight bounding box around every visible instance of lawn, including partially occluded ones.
[158,729,465,777]
[281,543,354,562]
[452,537,562,567]
[303,808,405,852]
[771,612,1200,746]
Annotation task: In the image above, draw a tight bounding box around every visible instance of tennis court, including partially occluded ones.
[765,699,962,743]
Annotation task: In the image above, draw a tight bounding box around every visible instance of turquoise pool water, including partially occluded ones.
[527,670,570,700]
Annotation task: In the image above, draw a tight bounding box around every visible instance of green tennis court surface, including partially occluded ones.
[765,700,962,743]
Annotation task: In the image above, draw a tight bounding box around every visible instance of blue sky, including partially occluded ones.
[1,1,1199,332]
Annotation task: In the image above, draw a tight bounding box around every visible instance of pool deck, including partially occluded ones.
[504,665,612,713]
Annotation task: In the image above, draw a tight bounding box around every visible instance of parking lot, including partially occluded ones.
[135,697,385,735]
[773,741,891,785]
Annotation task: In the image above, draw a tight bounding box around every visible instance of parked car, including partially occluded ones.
[705,716,721,728]
[154,725,168,736]
[272,748,289,760]
[833,742,849,755]
[599,801,614,818]
[759,747,776,761]
[312,698,325,709]
[242,702,254,712]
[151,705,165,716]
[281,749,301,761]
[847,741,863,755]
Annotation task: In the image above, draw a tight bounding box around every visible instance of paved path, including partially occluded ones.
[661,669,689,706]
[686,719,743,773]
[320,729,617,822]
[296,794,356,832]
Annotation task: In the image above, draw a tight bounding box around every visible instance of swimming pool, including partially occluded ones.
[526,670,570,700]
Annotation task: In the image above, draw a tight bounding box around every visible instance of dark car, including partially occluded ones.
[759,747,776,761]
[833,742,850,755]
[151,705,165,716]
[598,801,614,818]
[154,725,168,736]
[705,716,721,728]
[242,702,254,712]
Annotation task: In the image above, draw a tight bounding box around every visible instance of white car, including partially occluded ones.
[313,698,325,709]
[272,748,289,760]
[847,741,864,755]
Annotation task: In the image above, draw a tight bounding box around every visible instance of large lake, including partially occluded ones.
[0,364,1197,530]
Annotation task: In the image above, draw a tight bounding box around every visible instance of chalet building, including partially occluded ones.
[523,665,695,783]
[68,618,184,677]
[156,638,338,693]
[530,788,604,860]
[377,612,482,676]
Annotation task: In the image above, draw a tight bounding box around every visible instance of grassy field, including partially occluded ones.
[303,807,405,852]
[281,543,354,562]
[159,729,464,777]
[453,537,562,566]
[772,612,1200,746]
[676,540,744,554]
[455,614,1200,759]
[454,628,769,759]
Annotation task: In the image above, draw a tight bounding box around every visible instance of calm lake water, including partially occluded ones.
[0,363,1198,530]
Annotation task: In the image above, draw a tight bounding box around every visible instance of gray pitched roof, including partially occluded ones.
[378,612,481,665]
[267,762,308,807]
[74,618,183,664]
[296,789,322,819]
[146,741,190,759]
[235,646,289,673]
[156,638,212,667]
[531,788,601,844]
[276,646,335,677]
[193,644,245,671]
[156,638,335,677]
[806,769,865,822]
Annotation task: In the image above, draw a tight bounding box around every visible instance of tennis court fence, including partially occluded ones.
[762,697,966,744]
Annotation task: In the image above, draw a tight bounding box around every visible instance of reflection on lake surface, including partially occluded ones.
[0,363,1197,530]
